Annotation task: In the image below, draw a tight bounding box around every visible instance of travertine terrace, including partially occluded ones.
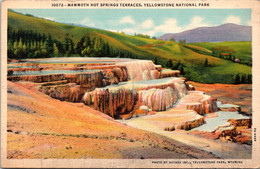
[7,57,251,145]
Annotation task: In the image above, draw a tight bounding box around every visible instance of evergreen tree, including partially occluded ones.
[234,73,241,84]
[179,65,185,75]
[241,74,247,84]
[204,58,208,67]
[247,74,252,84]
[53,43,59,56]
[173,60,181,70]
[154,57,158,64]
[46,34,54,54]
[41,41,47,57]
[166,59,173,69]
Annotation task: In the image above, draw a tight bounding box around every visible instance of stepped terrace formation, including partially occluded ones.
[7,57,251,146]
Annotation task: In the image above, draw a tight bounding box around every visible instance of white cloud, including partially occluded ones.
[120,16,135,25]
[154,18,182,34]
[43,17,55,21]
[140,19,154,29]
[224,15,241,24]
[117,16,211,37]
[79,17,95,27]
[185,16,209,30]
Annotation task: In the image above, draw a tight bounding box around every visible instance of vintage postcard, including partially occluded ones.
[1,0,260,168]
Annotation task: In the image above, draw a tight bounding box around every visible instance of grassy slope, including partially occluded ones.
[8,11,252,84]
[189,41,252,64]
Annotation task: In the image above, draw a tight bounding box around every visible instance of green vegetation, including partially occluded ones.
[189,41,252,66]
[181,44,212,56]
[133,33,156,39]
[7,10,252,84]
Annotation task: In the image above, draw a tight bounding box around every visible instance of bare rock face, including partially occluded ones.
[138,87,179,111]
[64,72,103,87]
[8,74,66,83]
[155,65,162,72]
[101,67,128,86]
[185,92,218,115]
[177,118,205,130]
[228,118,252,128]
[39,83,87,102]
[83,87,138,118]
[83,78,188,118]
[116,60,158,81]
[160,69,180,78]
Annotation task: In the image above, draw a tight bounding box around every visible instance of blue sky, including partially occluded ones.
[12,9,251,37]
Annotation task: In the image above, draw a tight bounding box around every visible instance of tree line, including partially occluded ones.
[211,47,252,66]
[8,26,68,58]
[165,59,185,75]
[233,73,252,84]
[133,33,156,39]
[7,27,143,59]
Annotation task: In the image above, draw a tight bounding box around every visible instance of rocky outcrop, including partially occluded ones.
[84,87,138,118]
[160,69,180,78]
[83,78,188,118]
[101,67,128,86]
[138,87,179,111]
[186,93,218,115]
[40,83,88,102]
[116,60,160,81]
[228,118,252,129]
[64,71,103,87]
[190,117,252,144]
[165,117,205,131]
[7,74,66,83]
[155,65,162,71]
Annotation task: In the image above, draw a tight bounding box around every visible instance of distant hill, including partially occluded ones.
[158,23,252,43]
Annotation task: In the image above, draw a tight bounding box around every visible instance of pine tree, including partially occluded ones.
[154,57,158,64]
[18,39,23,49]
[180,65,185,75]
[46,34,54,54]
[53,43,59,56]
[173,60,181,70]
[247,74,252,84]
[234,73,241,84]
[204,58,208,67]
[13,41,18,52]
[166,59,173,69]
[105,43,110,57]
[241,74,247,84]
[86,46,91,56]
[33,41,37,50]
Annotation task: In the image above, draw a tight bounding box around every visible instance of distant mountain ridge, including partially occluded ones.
[158,23,252,43]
